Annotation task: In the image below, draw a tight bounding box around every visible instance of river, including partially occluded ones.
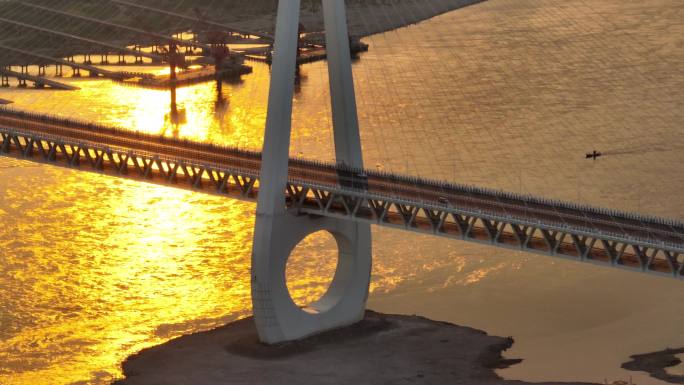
[0,0,682,384]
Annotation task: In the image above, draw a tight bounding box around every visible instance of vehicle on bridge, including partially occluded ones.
[337,167,369,191]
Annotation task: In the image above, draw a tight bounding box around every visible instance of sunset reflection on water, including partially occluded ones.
[0,171,256,384]
[0,62,343,384]
[1,1,684,384]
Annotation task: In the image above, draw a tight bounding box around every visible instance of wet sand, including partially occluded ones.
[112,311,599,385]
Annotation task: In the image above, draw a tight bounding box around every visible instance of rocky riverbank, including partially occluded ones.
[112,311,600,385]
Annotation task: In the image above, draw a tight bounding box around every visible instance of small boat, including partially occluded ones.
[586,150,603,160]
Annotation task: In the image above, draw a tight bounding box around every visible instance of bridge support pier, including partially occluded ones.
[151,46,163,64]
[55,64,63,77]
[17,66,28,88]
[1,69,8,87]
[252,213,371,343]
[252,0,371,344]
[133,45,144,64]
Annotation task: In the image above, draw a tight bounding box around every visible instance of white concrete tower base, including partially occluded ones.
[251,0,372,344]
[252,215,371,343]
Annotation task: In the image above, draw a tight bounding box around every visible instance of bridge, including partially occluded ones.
[0,0,682,344]
[0,43,152,80]
[1,108,682,275]
[0,2,253,88]
[0,66,79,89]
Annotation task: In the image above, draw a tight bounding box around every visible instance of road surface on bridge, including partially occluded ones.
[1,110,681,243]
[0,68,79,90]
[0,109,682,277]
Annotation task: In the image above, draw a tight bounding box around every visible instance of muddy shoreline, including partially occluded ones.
[112,311,600,385]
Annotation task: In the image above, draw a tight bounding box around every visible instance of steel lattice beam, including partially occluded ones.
[0,118,682,280]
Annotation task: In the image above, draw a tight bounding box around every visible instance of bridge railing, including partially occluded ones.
[1,106,683,252]
[0,123,681,278]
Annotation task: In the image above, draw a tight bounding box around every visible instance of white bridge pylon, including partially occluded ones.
[251,0,372,344]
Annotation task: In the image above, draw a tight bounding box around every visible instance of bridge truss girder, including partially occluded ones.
[289,185,683,278]
[0,126,681,281]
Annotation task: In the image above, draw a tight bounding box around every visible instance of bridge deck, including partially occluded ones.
[126,65,251,89]
[0,44,150,80]
[0,68,79,90]
[0,109,682,279]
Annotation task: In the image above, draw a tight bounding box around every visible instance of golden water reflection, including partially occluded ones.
[0,61,373,385]
[0,161,378,384]
[3,62,334,158]
[286,231,338,308]
[1,1,684,384]
[0,168,256,384]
